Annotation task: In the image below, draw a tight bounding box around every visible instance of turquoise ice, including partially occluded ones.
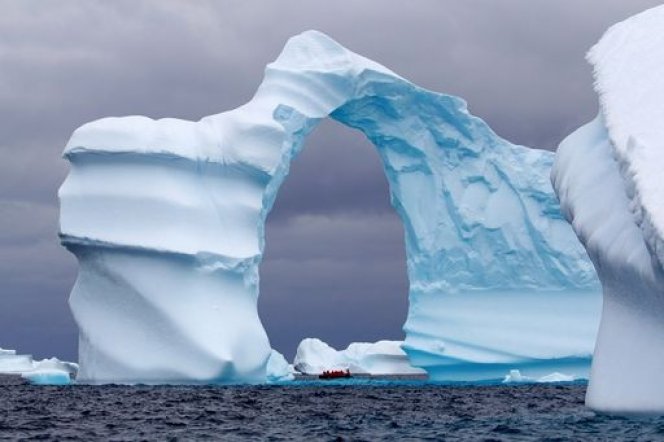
[59,30,599,384]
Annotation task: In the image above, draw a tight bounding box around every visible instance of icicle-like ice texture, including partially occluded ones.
[552,5,664,414]
[60,30,600,385]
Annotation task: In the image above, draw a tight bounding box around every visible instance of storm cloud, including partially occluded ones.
[0,0,659,360]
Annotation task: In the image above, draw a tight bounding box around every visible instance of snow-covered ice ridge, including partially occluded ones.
[552,5,664,414]
[60,30,600,384]
[294,338,425,376]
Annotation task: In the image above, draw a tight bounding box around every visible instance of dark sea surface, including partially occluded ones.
[1,377,664,441]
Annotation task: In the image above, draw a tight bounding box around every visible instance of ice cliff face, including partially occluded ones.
[60,30,599,384]
[552,5,664,414]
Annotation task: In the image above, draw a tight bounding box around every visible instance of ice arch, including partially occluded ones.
[59,31,599,384]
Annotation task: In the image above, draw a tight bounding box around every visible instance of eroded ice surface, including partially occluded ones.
[552,5,664,414]
[60,30,599,384]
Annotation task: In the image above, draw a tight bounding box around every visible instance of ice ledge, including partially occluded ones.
[60,234,259,274]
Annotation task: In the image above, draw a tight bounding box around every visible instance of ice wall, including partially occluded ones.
[60,30,599,384]
[552,5,664,413]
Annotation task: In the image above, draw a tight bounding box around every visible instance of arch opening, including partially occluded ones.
[258,119,409,361]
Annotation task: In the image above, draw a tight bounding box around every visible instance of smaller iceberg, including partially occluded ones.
[266,350,295,382]
[0,346,78,385]
[0,347,34,373]
[293,338,426,375]
[502,369,579,384]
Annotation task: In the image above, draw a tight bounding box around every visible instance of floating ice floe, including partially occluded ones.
[295,338,430,376]
[266,350,295,382]
[0,347,78,385]
[502,369,579,384]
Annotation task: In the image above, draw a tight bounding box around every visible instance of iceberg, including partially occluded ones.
[293,338,425,375]
[552,5,664,414]
[22,358,79,386]
[59,30,600,384]
[293,338,340,375]
[0,347,34,373]
[266,350,295,382]
[502,369,579,384]
[537,372,578,384]
[0,347,77,385]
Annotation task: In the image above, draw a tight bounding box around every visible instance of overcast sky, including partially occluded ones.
[0,0,660,361]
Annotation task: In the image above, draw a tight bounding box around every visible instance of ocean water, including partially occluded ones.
[1,378,663,441]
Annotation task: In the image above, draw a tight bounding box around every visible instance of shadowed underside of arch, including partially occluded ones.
[59,30,600,384]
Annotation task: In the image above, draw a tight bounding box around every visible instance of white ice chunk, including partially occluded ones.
[537,372,577,383]
[293,338,343,375]
[0,347,77,385]
[266,350,295,382]
[502,369,531,384]
[294,338,426,376]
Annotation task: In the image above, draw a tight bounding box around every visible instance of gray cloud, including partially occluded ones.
[0,0,660,360]
[260,212,408,358]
